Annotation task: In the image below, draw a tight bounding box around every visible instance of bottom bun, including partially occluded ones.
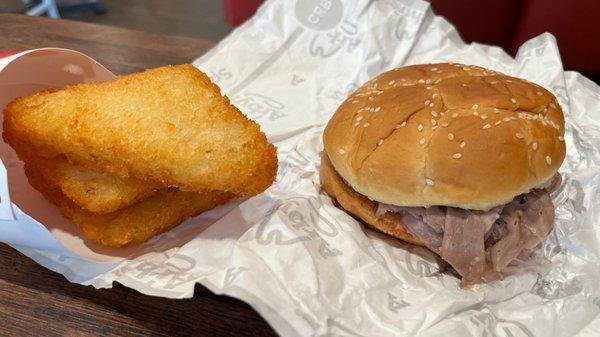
[320,154,424,246]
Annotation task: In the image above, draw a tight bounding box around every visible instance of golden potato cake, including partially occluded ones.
[4,129,162,214]
[4,64,277,196]
[24,163,234,247]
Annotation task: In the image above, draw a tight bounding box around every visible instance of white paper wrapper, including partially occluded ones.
[1,1,600,336]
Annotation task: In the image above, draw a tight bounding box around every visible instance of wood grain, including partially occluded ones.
[0,13,215,75]
[0,13,278,337]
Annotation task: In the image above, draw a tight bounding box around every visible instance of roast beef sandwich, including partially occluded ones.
[321,63,565,283]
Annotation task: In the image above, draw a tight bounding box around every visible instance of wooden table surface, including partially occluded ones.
[0,13,278,337]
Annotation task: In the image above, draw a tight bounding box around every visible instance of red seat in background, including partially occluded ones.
[222,0,600,79]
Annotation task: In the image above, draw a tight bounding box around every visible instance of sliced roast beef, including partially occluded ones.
[376,176,558,281]
[424,207,446,233]
[441,208,487,278]
[490,191,555,271]
[397,208,443,253]
[440,207,503,279]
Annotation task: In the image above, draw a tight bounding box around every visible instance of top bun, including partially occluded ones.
[323,63,566,210]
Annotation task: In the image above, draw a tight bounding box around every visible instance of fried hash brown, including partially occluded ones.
[4,128,162,213]
[35,157,161,214]
[5,65,277,196]
[24,163,234,247]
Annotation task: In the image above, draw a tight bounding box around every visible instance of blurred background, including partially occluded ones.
[0,0,598,83]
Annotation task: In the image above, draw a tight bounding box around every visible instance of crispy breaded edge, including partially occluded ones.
[4,125,163,214]
[4,65,278,196]
[24,164,234,247]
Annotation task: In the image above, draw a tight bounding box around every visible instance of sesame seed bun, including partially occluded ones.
[323,63,566,210]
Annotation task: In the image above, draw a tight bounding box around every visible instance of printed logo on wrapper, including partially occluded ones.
[387,292,409,313]
[206,67,234,86]
[294,0,343,31]
[390,0,425,42]
[309,20,361,58]
[291,74,305,86]
[255,197,342,258]
[404,245,441,278]
[293,309,364,337]
[232,92,287,121]
[112,253,198,290]
[390,0,425,21]
[469,313,535,337]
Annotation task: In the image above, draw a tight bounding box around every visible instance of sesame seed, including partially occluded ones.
[550,103,557,109]
[490,81,499,84]
[473,111,479,116]
[426,86,433,90]
[419,138,426,145]
[354,122,360,127]
[483,124,492,129]
[532,142,538,151]
[494,108,500,113]
[462,67,470,71]
[396,121,407,128]
[515,132,524,139]
[460,141,466,148]
[418,124,424,131]
[338,149,345,155]
[432,126,438,130]
[363,123,371,128]
[426,178,435,186]
[418,79,425,84]
[546,156,552,165]
[369,97,374,101]
[431,67,438,71]
[401,78,407,82]
[425,100,431,106]
[431,119,437,126]
[356,115,363,121]
[511,98,517,104]
[502,117,511,122]
[452,112,459,118]
[431,110,439,117]
[434,79,442,84]
[432,94,439,98]
[537,91,543,96]
[506,79,512,83]
[494,120,502,126]
[447,133,454,140]
[374,106,381,112]
[428,103,434,108]
[480,114,488,120]
[452,153,462,159]
[388,80,396,85]
[462,83,468,87]
[378,139,384,146]
[472,104,479,110]
[441,122,449,127]
[558,135,564,141]
[351,100,359,103]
